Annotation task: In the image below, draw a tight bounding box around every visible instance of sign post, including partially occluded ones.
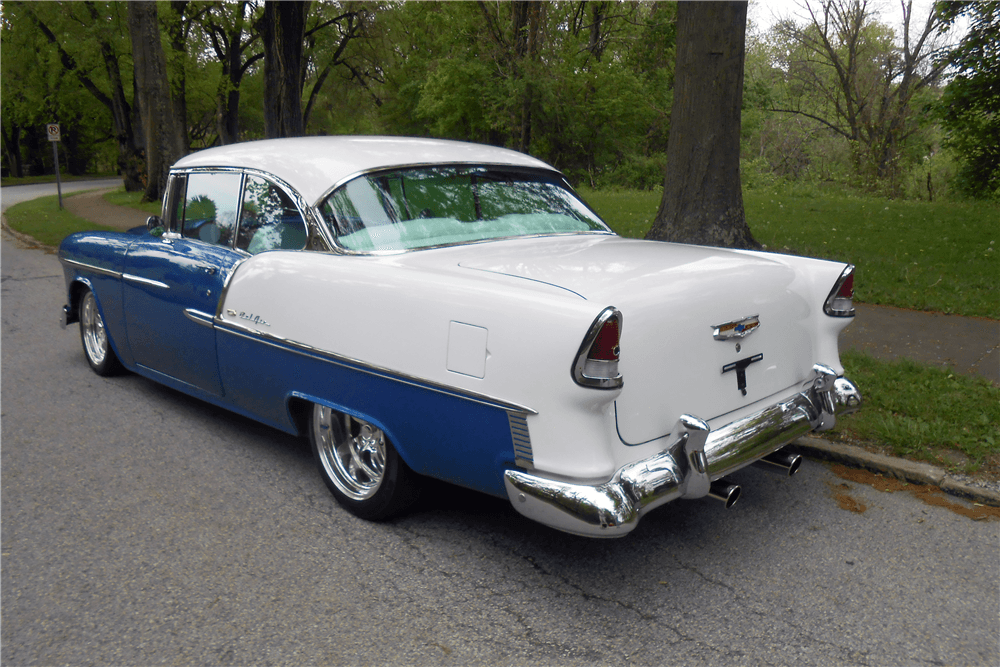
[47,123,63,209]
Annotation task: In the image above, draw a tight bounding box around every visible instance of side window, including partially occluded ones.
[181,172,242,247]
[237,175,307,254]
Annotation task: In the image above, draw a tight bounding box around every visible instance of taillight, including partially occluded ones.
[824,265,855,317]
[573,307,624,389]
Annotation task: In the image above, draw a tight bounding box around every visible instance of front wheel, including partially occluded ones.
[310,404,420,521]
[79,288,123,376]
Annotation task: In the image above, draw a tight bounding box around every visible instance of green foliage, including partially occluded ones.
[936,1,1000,199]
[833,350,1000,473]
[580,184,999,319]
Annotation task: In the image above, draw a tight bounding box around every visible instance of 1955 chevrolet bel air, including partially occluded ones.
[59,136,861,537]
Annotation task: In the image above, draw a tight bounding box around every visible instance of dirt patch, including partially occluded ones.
[828,482,868,513]
[830,464,1000,521]
[63,188,150,232]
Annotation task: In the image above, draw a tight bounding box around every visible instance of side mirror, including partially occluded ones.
[146,215,164,236]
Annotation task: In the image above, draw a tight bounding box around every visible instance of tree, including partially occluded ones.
[936,1,1000,198]
[646,1,758,249]
[771,1,950,190]
[203,0,264,145]
[129,1,184,201]
[23,1,146,190]
[260,1,309,138]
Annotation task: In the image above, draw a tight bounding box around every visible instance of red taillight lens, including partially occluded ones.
[589,317,621,361]
[573,307,623,389]
[824,265,856,317]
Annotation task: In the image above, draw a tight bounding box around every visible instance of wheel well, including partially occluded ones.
[287,397,312,437]
[66,280,90,323]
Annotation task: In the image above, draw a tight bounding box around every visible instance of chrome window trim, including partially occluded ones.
[215,317,537,417]
[59,257,122,279]
[169,165,335,252]
[314,163,614,256]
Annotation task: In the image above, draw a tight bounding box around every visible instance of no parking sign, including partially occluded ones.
[47,123,61,142]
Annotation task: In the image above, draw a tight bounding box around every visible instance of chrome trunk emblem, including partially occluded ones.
[712,315,760,341]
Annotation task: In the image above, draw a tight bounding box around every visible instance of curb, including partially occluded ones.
[791,435,1000,507]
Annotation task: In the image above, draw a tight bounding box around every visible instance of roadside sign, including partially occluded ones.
[47,123,61,142]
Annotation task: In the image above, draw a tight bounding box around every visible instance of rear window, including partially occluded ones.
[319,166,609,252]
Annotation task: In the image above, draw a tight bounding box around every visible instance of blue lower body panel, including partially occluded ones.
[216,327,518,498]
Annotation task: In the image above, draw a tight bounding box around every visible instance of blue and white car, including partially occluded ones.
[59,136,861,537]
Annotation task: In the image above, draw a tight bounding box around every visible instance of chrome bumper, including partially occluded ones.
[504,364,861,537]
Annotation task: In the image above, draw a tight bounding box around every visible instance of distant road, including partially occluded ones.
[0,177,123,212]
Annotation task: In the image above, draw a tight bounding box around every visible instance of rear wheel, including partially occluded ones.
[79,288,123,376]
[310,404,420,521]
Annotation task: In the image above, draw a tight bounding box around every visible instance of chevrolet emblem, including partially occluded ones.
[712,315,761,341]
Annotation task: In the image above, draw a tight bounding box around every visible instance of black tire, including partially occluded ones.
[309,404,420,521]
[79,288,123,376]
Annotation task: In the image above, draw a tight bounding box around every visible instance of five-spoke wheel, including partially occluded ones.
[310,404,420,520]
[79,288,122,376]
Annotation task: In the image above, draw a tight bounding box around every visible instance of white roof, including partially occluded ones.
[171,136,554,205]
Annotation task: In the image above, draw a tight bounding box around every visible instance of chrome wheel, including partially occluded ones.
[312,405,387,501]
[80,290,109,367]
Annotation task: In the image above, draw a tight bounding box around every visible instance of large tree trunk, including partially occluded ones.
[261,1,309,138]
[128,1,183,202]
[645,1,758,249]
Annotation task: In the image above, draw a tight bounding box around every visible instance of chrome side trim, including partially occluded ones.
[504,366,862,537]
[183,308,215,328]
[122,273,170,290]
[215,319,537,417]
[59,258,122,279]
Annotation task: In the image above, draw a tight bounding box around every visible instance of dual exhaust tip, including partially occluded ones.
[708,450,803,509]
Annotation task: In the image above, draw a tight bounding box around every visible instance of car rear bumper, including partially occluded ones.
[504,364,861,537]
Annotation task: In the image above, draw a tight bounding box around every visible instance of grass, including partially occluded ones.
[579,185,999,319]
[102,188,162,215]
[832,350,1000,474]
[1,172,117,187]
[3,191,117,246]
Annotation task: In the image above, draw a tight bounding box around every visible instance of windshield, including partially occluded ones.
[319,166,609,252]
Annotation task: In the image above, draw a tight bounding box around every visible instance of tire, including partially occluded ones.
[310,404,420,521]
[79,288,123,376]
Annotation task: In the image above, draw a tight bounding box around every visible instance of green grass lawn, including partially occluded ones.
[579,185,999,319]
[3,191,118,246]
[834,351,999,474]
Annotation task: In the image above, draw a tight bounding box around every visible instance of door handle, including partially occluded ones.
[203,267,217,275]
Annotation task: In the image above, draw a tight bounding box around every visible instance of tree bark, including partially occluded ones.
[261,1,309,138]
[129,1,184,202]
[645,1,758,249]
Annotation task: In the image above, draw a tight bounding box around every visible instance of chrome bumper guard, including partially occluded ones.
[504,364,861,537]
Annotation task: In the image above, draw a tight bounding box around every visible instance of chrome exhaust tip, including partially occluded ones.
[708,478,741,508]
[753,451,803,477]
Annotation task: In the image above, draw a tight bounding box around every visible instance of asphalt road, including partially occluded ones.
[2,207,998,666]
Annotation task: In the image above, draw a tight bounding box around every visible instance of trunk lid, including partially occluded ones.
[452,235,826,443]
